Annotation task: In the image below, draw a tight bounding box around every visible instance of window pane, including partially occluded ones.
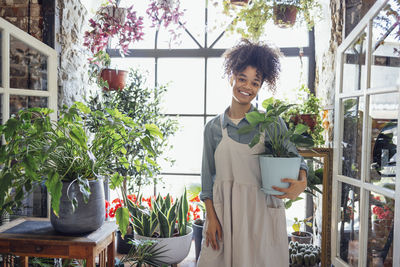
[0,31,2,88]
[257,57,309,103]
[342,28,367,93]
[157,175,201,199]
[337,182,360,266]
[110,58,155,88]
[367,191,395,266]
[159,117,203,174]
[341,97,364,179]
[156,1,205,49]
[371,1,400,88]
[368,93,397,191]
[158,58,204,114]
[259,22,309,47]
[207,58,231,115]
[10,36,48,91]
[10,96,48,116]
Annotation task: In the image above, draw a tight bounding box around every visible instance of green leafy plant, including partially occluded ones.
[292,217,312,235]
[238,97,314,157]
[221,0,321,41]
[121,239,169,267]
[283,85,324,146]
[0,102,161,218]
[86,69,179,194]
[129,189,189,238]
[289,241,321,267]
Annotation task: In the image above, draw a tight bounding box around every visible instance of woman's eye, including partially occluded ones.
[253,82,260,87]
[238,78,246,82]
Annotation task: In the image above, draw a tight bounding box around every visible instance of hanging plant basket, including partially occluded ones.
[273,4,298,28]
[100,69,128,91]
[230,0,249,6]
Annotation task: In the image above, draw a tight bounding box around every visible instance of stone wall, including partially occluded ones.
[314,0,344,147]
[56,0,93,108]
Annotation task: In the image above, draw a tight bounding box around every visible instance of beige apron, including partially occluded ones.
[197,118,289,267]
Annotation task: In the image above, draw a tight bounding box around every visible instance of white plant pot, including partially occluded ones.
[134,226,193,265]
[259,156,301,195]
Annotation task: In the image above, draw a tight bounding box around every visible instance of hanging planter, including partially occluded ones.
[100,68,128,91]
[273,4,298,28]
[230,0,249,6]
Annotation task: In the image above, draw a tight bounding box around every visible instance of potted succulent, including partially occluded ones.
[289,241,321,266]
[238,97,314,195]
[221,0,320,40]
[83,0,144,90]
[0,102,161,234]
[290,217,313,244]
[127,190,192,265]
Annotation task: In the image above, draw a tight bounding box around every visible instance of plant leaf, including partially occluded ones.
[116,207,130,238]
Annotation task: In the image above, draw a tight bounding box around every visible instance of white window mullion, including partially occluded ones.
[2,28,9,122]
[394,92,400,267]
[8,89,51,97]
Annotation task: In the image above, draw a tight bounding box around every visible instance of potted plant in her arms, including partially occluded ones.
[238,97,314,195]
[83,0,144,90]
[291,216,313,244]
[0,102,160,234]
[127,190,192,265]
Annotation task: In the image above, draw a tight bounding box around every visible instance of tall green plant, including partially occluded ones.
[86,69,179,193]
[0,102,161,217]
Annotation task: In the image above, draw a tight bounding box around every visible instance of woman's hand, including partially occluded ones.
[272,169,307,200]
[204,199,223,250]
[205,216,223,250]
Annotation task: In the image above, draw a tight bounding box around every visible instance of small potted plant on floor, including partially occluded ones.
[290,217,313,244]
[187,183,205,261]
[238,97,314,195]
[128,190,193,265]
[289,241,321,266]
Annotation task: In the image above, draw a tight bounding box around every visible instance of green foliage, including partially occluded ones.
[130,189,190,238]
[221,0,321,41]
[86,69,179,194]
[292,217,312,234]
[238,97,314,157]
[121,239,168,267]
[282,85,324,146]
[289,241,321,267]
[0,102,161,217]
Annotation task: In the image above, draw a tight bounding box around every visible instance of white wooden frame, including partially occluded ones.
[0,17,57,122]
[332,0,400,266]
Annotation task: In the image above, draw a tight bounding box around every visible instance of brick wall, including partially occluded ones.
[0,0,43,41]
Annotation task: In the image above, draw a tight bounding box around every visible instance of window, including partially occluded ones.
[332,1,400,266]
[110,1,315,202]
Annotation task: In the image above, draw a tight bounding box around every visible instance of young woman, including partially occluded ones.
[197,40,308,267]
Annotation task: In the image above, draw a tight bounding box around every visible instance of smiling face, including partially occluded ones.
[231,65,262,106]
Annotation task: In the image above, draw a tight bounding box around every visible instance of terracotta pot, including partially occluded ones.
[290,231,312,244]
[290,114,317,132]
[100,69,128,91]
[273,4,298,28]
[230,0,249,6]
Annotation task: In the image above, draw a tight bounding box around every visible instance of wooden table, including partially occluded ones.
[0,218,117,267]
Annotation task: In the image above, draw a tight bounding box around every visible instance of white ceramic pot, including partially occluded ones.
[259,156,301,195]
[134,226,193,265]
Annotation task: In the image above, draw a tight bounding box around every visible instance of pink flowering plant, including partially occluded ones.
[83,0,145,83]
[146,0,186,44]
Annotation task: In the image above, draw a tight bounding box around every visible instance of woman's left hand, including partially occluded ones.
[272,169,307,200]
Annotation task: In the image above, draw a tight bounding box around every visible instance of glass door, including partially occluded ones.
[332,0,400,266]
[0,17,57,219]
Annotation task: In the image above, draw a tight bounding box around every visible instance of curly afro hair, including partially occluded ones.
[223,39,281,92]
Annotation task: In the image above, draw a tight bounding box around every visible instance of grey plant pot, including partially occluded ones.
[50,179,105,234]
